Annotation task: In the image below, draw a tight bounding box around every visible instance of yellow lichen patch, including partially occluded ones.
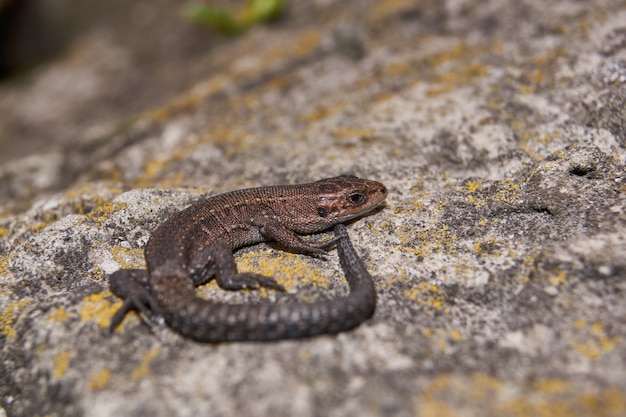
[85,202,128,226]
[367,0,416,22]
[35,343,47,356]
[431,201,447,218]
[47,307,73,323]
[533,379,571,394]
[491,180,522,203]
[288,31,322,57]
[236,250,331,292]
[64,184,122,201]
[464,181,482,193]
[468,194,484,207]
[500,387,626,417]
[420,373,504,415]
[418,399,459,417]
[404,282,448,315]
[502,397,574,416]
[89,369,111,391]
[465,178,520,207]
[79,292,123,329]
[397,222,457,258]
[299,101,346,123]
[133,145,196,189]
[393,198,426,215]
[449,330,463,341]
[421,373,626,417]
[452,261,477,282]
[0,226,9,239]
[257,31,321,72]
[395,245,430,261]
[572,321,621,360]
[111,246,144,270]
[429,43,489,67]
[549,270,568,287]
[473,373,504,393]
[132,348,161,381]
[473,237,501,257]
[518,83,536,95]
[511,123,564,161]
[422,373,454,395]
[91,266,105,282]
[385,62,413,77]
[421,328,465,353]
[516,49,566,93]
[62,187,127,225]
[137,158,168,188]
[1,300,29,338]
[157,170,188,190]
[332,127,375,140]
[30,222,49,234]
[299,105,332,123]
[382,266,408,289]
[515,253,541,284]
[396,225,420,246]
[375,92,394,104]
[53,349,71,379]
[0,254,8,274]
[196,124,256,160]
[577,388,626,417]
[427,62,490,97]
[142,75,230,123]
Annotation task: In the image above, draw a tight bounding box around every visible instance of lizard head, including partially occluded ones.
[313,175,388,225]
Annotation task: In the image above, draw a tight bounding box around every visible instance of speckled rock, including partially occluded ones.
[1,1,626,417]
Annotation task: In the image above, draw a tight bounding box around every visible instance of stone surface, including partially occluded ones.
[1,1,625,416]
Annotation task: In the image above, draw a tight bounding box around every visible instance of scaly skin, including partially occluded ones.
[109,175,387,342]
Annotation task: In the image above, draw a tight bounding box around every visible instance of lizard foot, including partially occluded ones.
[109,269,161,332]
[216,272,286,291]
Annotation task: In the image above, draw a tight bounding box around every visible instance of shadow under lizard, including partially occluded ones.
[109,175,387,342]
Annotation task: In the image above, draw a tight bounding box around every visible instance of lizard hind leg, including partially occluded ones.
[189,241,286,292]
[109,269,161,332]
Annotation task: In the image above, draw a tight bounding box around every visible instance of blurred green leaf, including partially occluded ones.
[182,0,286,36]
[182,4,243,36]
[247,0,285,22]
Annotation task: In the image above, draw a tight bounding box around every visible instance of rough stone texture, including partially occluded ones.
[1,1,626,416]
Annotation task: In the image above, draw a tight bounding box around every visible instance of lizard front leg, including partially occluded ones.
[260,220,341,255]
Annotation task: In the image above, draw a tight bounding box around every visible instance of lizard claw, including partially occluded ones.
[254,275,287,291]
[109,292,161,333]
[293,236,342,258]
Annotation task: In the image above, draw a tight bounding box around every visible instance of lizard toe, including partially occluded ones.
[218,272,286,291]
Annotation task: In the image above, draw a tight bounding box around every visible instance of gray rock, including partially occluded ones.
[1,1,625,416]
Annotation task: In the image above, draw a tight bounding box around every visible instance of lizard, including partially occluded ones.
[108,175,387,342]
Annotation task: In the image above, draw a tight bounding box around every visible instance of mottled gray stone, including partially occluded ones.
[1,1,625,416]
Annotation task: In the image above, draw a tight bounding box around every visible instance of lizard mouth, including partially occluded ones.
[338,201,386,222]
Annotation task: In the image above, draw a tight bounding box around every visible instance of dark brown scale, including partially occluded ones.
[108,176,387,342]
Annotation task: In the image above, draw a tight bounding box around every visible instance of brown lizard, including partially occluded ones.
[109,175,387,342]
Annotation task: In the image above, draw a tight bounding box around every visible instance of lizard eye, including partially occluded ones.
[317,207,328,217]
[346,191,366,206]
